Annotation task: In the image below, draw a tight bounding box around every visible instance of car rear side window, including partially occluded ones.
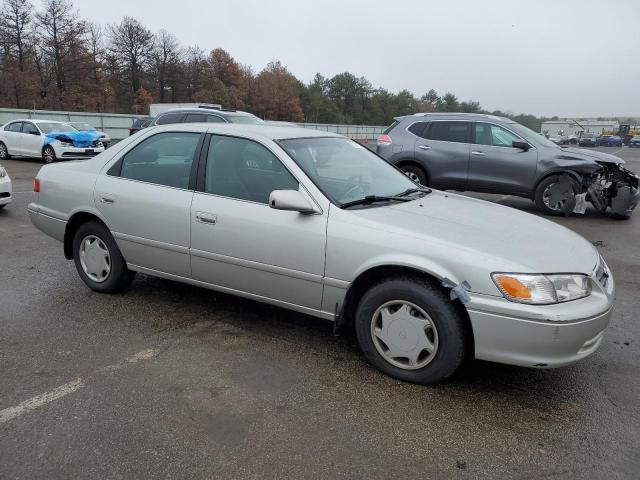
[407,121,428,138]
[6,122,22,132]
[119,132,200,189]
[383,121,399,134]
[184,113,207,123]
[155,112,184,125]
[425,121,469,143]
[204,135,298,204]
[205,114,225,123]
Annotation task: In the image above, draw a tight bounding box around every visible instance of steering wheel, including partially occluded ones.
[342,174,366,200]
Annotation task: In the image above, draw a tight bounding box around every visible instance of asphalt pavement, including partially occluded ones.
[1,146,639,479]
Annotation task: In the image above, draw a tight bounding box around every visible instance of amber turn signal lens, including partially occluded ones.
[494,275,531,299]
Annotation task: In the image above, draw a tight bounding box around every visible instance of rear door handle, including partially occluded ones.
[196,212,217,225]
[100,195,114,204]
[471,151,486,157]
[418,145,431,150]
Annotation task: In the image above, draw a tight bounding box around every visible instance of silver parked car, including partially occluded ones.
[377,113,639,219]
[28,124,614,384]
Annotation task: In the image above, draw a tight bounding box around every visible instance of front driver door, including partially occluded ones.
[21,122,44,156]
[190,134,327,310]
[95,130,202,277]
[467,122,538,195]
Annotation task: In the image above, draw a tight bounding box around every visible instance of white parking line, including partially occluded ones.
[0,348,158,424]
[0,379,83,423]
[611,147,624,155]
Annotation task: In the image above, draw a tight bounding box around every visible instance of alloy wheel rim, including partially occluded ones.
[370,300,439,370]
[405,171,420,183]
[0,144,7,158]
[44,148,54,163]
[79,235,111,282]
[542,183,573,211]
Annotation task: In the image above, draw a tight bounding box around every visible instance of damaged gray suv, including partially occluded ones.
[377,113,639,218]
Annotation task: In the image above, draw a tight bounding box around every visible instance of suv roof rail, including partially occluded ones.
[196,104,222,110]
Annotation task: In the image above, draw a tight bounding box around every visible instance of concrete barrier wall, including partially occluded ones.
[0,108,387,141]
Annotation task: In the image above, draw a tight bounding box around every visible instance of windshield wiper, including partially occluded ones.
[394,187,432,197]
[341,195,412,209]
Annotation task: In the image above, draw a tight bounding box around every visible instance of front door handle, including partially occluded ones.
[196,212,217,225]
[471,151,486,157]
[418,145,431,150]
[100,195,114,204]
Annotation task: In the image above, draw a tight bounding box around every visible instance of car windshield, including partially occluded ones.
[226,115,264,124]
[38,122,76,133]
[71,122,96,131]
[279,137,419,207]
[507,122,558,148]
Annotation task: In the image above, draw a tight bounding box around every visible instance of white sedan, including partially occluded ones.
[0,163,11,209]
[0,119,105,163]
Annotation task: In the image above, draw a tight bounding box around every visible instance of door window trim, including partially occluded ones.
[106,131,205,191]
[22,121,40,135]
[470,121,534,149]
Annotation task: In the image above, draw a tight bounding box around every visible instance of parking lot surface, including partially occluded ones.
[1,146,639,479]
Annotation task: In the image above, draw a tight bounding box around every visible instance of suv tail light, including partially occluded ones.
[34,178,40,192]
[377,134,392,146]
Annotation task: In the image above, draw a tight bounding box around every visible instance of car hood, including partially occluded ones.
[44,130,102,148]
[350,191,599,275]
[552,146,624,165]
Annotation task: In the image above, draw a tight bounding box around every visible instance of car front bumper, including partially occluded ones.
[0,175,11,206]
[466,266,614,368]
[52,144,105,159]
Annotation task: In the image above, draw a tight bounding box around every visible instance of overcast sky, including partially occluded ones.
[75,0,639,118]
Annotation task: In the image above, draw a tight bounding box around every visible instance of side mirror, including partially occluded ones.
[512,140,531,151]
[269,190,317,214]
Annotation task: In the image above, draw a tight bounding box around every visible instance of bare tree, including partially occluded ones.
[151,29,180,102]
[107,16,153,99]
[36,0,87,106]
[0,0,33,71]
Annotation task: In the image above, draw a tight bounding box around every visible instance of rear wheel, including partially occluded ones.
[42,145,56,164]
[73,221,135,293]
[0,142,10,159]
[400,164,428,186]
[355,277,467,385]
[534,175,579,216]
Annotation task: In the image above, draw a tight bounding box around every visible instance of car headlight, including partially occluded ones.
[54,140,72,147]
[0,166,6,178]
[492,273,591,304]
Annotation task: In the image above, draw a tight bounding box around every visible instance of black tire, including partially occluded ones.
[42,145,56,163]
[72,220,135,293]
[401,164,428,186]
[355,276,467,385]
[534,175,579,216]
[0,141,10,160]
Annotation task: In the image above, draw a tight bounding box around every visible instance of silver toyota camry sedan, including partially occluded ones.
[28,123,614,384]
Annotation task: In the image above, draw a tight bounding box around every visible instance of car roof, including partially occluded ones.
[150,122,341,141]
[158,108,256,117]
[2,119,67,125]
[396,112,513,123]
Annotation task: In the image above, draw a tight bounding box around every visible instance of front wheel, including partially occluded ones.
[355,277,467,385]
[534,175,579,216]
[73,221,135,293]
[42,145,56,164]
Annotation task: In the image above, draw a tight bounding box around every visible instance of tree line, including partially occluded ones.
[1,0,554,130]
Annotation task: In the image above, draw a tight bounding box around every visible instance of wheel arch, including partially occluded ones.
[531,169,584,199]
[64,210,109,259]
[339,264,474,357]
[395,158,431,183]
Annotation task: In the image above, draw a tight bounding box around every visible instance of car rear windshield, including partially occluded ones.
[383,121,399,134]
[225,115,264,124]
[37,122,75,133]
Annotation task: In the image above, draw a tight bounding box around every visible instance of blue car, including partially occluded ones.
[600,135,623,147]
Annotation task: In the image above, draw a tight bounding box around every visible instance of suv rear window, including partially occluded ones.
[407,121,428,137]
[383,121,399,134]
[156,112,184,125]
[425,121,469,143]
